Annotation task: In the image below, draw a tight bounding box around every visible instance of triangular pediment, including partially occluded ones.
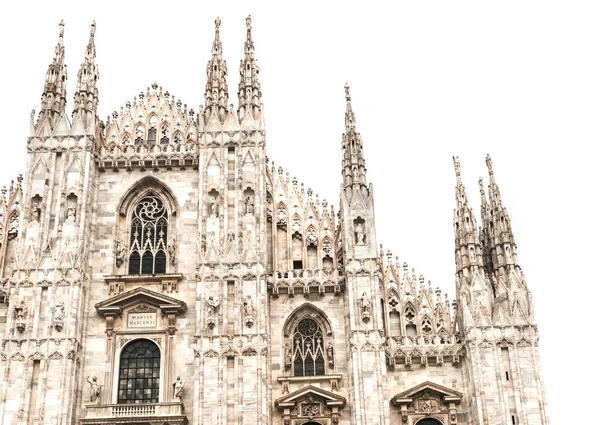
[275,385,346,409]
[392,381,462,406]
[95,287,187,317]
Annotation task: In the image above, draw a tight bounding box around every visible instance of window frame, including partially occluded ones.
[113,336,166,405]
[127,194,169,275]
[117,339,161,404]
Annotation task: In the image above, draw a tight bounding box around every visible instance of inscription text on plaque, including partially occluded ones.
[127,312,157,328]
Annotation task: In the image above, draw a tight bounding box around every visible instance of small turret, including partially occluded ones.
[73,21,99,126]
[341,84,368,200]
[204,17,229,123]
[39,20,68,126]
[238,15,261,121]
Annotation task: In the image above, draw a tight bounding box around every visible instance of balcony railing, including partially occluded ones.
[82,402,187,424]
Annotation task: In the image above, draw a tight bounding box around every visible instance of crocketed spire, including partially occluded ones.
[204,17,229,123]
[237,15,261,121]
[73,21,99,123]
[341,84,368,199]
[39,20,68,124]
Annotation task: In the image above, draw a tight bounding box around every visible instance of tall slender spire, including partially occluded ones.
[480,154,534,324]
[483,154,518,271]
[238,15,262,121]
[73,21,99,122]
[40,20,68,124]
[341,84,367,199]
[204,17,229,122]
[453,156,484,275]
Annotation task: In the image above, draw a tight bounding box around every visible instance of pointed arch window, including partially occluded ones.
[293,318,325,377]
[128,195,168,275]
[118,339,160,404]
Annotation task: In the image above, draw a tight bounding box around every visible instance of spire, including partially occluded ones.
[238,15,262,121]
[482,154,519,271]
[40,20,68,124]
[453,156,484,275]
[341,84,367,199]
[204,17,229,122]
[73,21,99,121]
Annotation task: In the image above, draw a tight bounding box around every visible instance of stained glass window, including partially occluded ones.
[293,318,325,377]
[128,195,168,275]
[118,339,160,404]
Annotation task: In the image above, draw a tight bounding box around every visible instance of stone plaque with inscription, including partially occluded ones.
[127,312,157,328]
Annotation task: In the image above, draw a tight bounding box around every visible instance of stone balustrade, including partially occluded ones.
[82,402,187,424]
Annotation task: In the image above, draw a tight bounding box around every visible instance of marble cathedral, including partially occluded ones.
[0,18,548,425]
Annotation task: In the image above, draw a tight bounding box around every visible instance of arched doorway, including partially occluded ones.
[416,419,443,425]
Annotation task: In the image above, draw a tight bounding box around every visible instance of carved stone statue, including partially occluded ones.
[168,237,176,265]
[243,297,255,327]
[53,302,65,330]
[14,302,26,333]
[31,206,41,223]
[173,376,184,399]
[15,302,26,321]
[327,342,334,368]
[66,203,76,222]
[115,240,125,267]
[209,198,218,217]
[86,376,102,403]
[244,195,254,214]
[243,297,254,318]
[360,291,371,322]
[284,343,292,371]
[206,296,220,317]
[355,222,365,245]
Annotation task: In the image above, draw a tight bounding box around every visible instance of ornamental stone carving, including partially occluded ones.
[53,302,65,332]
[86,375,103,403]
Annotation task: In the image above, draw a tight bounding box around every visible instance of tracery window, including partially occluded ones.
[128,195,168,275]
[118,339,160,404]
[293,318,325,376]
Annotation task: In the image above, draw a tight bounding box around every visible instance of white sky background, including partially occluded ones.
[1,1,598,422]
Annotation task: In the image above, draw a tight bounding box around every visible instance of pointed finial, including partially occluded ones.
[453,155,461,177]
[485,154,494,175]
[246,15,252,31]
[344,83,351,102]
[59,20,65,38]
[90,20,96,37]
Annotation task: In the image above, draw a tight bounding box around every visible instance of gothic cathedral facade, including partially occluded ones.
[0,19,548,425]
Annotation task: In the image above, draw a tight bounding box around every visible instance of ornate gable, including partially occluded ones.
[95,287,187,335]
[275,385,346,425]
[95,286,187,317]
[392,381,462,425]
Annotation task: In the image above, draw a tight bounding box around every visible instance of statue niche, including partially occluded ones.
[353,217,366,246]
[30,194,42,224]
[208,189,220,217]
[65,193,78,223]
[243,187,255,215]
